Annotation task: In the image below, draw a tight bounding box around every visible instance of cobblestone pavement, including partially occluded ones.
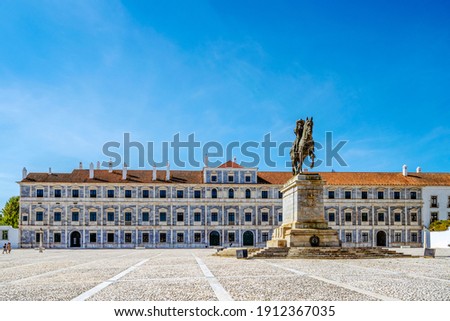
[0,249,448,301]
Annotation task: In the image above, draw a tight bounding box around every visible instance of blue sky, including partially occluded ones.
[0,0,449,205]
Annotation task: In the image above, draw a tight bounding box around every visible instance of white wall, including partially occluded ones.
[421,186,450,227]
[0,226,19,249]
[430,228,450,248]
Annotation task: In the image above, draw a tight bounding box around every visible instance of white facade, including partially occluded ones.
[0,226,19,249]
[422,186,450,227]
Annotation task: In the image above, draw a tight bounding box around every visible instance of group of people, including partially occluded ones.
[2,242,11,254]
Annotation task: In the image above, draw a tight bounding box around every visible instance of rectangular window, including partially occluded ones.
[278,213,283,222]
[142,189,149,198]
[107,190,114,198]
[362,212,368,222]
[394,213,401,222]
[125,212,132,223]
[431,212,438,223]
[411,232,418,242]
[36,232,41,243]
[194,190,201,199]
[410,191,417,199]
[36,189,44,197]
[159,232,166,243]
[228,175,234,182]
[262,232,269,242]
[345,212,352,222]
[142,233,149,243]
[378,213,385,222]
[90,233,97,243]
[194,232,201,243]
[107,233,115,243]
[328,191,335,199]
[159,212,167,222]
[261,212,269,222]
[1,230,8,240]
[177,232,184,243]
[261,191,268,199]
[228,232,235,243]
[278,191,282,199]
[54,189,61,198]
[89,212,97,222]
[394,191,400,199]
[36,211,44,221]
[361,191,368,199]
[159,190,166,198]
[107,212,115,222]
[377,191,384,199]
[431,196,438,208]
[448,212,450,220]
[72,212,79,222]
[22,215,28,222]
[90,189,97,198]
[362,232,369,243]
[54,232,61,243]
[211,175,217,182]
[177,190,184,198]
[228,213,235,223]
[125,233,132,243]
[245,213,252,222]
[54,212,61,222]
[177,212,184,222]
[142,212,149,222]
[394,232,402,242]
[245,175,251,182]
[448,196,450,208]
[345,191,352,199]
[345,232,352,242]
[411,212,417,222]
[125,190,132,198]
[72,189,79,198]
[211,212,218,222]
[194,212,201,222]
[328,213,335,222]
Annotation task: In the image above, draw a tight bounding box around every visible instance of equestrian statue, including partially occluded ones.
[290,117,316,175]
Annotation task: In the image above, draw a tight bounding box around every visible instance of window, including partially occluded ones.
[431,196,438,208]
[159,232,166,243]
[125,233,132,243]
[211,189,217,199]
[142,189,149,198]
[125,212,132,224]
[345,191,352,199]
[411,212,417,222]
[394,191,400,200]
[228,175,234,182]
[394,232,402,242]
[72,189,79,198]
[89,212,97,222]
[36,211,43,221]
[245,212,252,222]
[411,232,418,242]
[361,191,368,199]
[177,190,184,198]
[345,232,352,242]
[37,189,44,197]
[448,196,450,208]
[245,175,251,182]
[328,212,335,222]
[211,212,218,222]
[90,233,97,243]
[278,212,283,222]
[328,191,335,199]
[107,190,114,198]
[228,189,234,199]
[194,190,201,199]
[72,212,79,222]
[345,212,352,222]
[228,232,235,242]
[262,232,269,242]
[159,212,167,222]
[228,212,235,223]
[362,212,368,222]
[378,212,385,222]
[107,233,115,243]
[194,232,201,243]
[107,212,115,222]
[362,232,369,243]
[159,190,166,198]
[245,189,251,199]
[142,233,149,243]
[142,212,149,222]
[125,190,132,198]
[261,191,268,199]
[261,212,269,222]
[410,191,417,199]
[448,212,450,220]
[177,212,184,222]
[36,232,41,243]
[22,215,28,222]
[394,213,401,222]
[377,191,384,199]
[194,212,201,222]
[54,232,61,243]
[278,191,283,199]
[431,212,438,223]
[211,175,217,182]
[90,189,97,198]
[1,230,8,240]
[54,212,61,222]
[54,189,61,198]
[177,232,184,243]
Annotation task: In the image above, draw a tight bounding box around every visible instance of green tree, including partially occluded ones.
[0,196,20,228]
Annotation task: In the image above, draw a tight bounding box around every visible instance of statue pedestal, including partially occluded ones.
[267,174,340,248]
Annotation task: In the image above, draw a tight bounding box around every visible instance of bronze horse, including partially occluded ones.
[290,117,316,175]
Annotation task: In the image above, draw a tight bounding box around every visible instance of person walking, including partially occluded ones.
[6,242,11,254]
[2,243,6,254]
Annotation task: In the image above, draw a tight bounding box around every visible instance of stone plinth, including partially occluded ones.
[267,173,340,248]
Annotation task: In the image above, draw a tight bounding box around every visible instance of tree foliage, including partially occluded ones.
[429,220,450,232]
[0,196,20,228]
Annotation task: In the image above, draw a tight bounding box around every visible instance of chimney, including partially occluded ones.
[79,162,83,169]
[89,162,94,179]
[166,162,170,181]
[22,167,27,180]
[48,167,52,175]
[96,161,101,170]
[402,164,408,176]
[108,160,113,173]
[122,163,127,180]
[152,165,157,181]
[416,166,422,173]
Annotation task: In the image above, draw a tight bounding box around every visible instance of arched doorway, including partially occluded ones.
[376,231,386,247]
[243,231,254,246]
[209,231,220,246]
[70,231,81,248]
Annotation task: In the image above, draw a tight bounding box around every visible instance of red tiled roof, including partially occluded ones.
[218,160,243,168]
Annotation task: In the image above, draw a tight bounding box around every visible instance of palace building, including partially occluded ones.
[18,161,450,249]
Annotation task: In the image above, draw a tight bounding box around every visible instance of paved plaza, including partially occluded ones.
[0,249,449,301]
